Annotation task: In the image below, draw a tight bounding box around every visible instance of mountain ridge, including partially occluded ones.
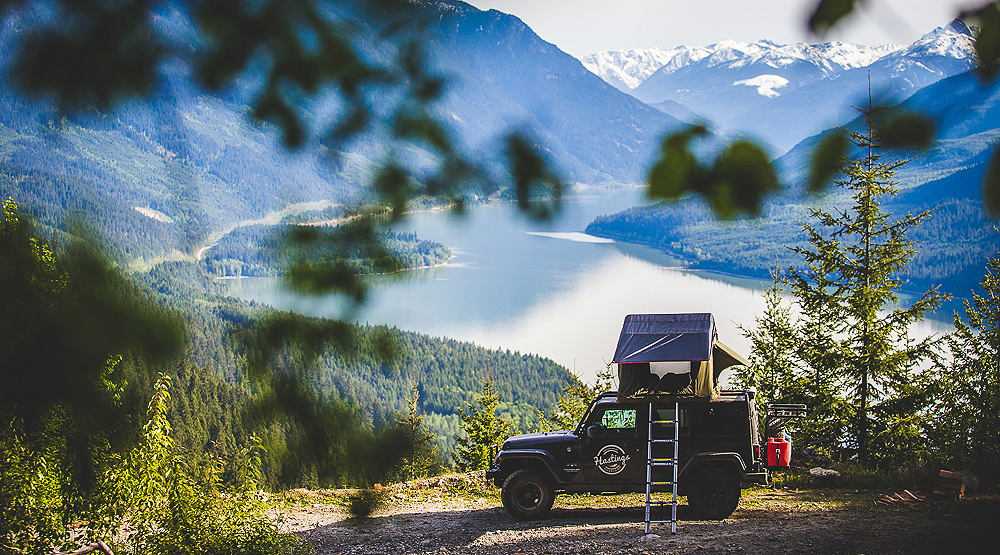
[583,20,975,153]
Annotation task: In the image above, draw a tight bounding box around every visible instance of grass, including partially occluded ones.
[269,468,993,526]
[270,472,502,519]
[771,461,941,492]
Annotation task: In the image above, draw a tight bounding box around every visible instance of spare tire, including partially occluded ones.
[688,468,740,519]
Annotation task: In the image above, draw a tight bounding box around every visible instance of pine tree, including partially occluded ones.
[547,365,616,431]
[785,99,948,466]
[740,277,854,454]
[452,377,514,472]
[392,383,442,481]
[933,252,1000,484]
[737,281,797,406]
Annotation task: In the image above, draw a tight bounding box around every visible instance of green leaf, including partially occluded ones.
[505,133,562,221]
[252,92,305,148]
[982,143,1000,215]
[646,125,707,201]
[876,112,936,150]
[809,131,849,192]
[647,127,779,219]
[711,140,779,219]
[374,164,412,217]
[393,113,452,153]
[808,0,860,35]
[963,2,1000,82]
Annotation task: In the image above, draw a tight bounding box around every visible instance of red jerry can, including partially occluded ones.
[768,437,791,467]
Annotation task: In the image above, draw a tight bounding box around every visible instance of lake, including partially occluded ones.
[223,187,952,385]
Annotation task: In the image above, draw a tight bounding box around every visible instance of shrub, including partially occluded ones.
[347,487,390,519]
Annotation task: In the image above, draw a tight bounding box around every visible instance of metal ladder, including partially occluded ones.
[644,400,679,534]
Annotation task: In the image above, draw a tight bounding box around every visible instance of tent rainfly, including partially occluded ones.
[612,313,748,402]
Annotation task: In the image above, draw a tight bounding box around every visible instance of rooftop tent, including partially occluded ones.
[612,313,748,402]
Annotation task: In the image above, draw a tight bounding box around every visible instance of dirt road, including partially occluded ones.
[279,475,996,555]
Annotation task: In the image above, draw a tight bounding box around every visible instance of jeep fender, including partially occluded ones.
[493,449,566,484]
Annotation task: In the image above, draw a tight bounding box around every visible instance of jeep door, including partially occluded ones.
[576,405,644,486]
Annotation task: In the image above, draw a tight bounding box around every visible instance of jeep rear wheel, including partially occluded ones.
[688,468,740,519]
[501,469,555,520]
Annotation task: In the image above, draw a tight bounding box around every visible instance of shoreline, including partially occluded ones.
[213,255,456,280]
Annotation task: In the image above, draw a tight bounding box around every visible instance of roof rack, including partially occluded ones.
[766,404,808,418]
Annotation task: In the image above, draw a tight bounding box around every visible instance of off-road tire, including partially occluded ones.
[501,469,555,520]
[687,468,740,519]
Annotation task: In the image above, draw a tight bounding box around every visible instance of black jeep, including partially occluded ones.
[486,389,772,520]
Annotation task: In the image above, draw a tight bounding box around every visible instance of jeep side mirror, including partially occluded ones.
[586,425,602,439]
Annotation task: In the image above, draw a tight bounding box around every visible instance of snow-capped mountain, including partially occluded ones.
[735,19,977,151]
[627,39,905,147]
[586,40,899,96]
[581,46,712,92]
[584,20,975,152]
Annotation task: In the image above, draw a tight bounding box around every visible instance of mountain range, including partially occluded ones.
[583,20,977,153]
[586,62,1000,299]
[425,3,682,184]
[0,0,689,266]
[2,0,997,299]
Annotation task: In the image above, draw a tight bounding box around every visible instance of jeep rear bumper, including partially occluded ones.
[742,470,770,486]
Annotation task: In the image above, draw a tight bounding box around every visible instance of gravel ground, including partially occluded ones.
[277,473,997,555]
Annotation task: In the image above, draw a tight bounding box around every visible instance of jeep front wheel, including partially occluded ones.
[688,468,740,519]
[501,469,555,520]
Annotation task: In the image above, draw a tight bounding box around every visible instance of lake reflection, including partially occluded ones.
[223,189,953,385]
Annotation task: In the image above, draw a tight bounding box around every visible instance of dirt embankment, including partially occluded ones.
[276,473,997,555]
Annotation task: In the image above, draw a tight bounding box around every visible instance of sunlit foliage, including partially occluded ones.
[742,103,949,468]
[452,376,514,472]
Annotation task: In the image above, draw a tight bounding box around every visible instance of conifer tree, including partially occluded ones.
[547,365,616,431]
[737,282,797,407]
[392,383,442,481]
[933,252,1000,483]
[739,279,852,453]
[785,100,948,466]
[452,377,514,472]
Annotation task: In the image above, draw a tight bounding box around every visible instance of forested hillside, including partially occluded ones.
[141,261,569,479]
[204,225,451,277]
[586,194,997,299]
[0,0,597,493]
[0,94,365,263]
[587,67,1000,301]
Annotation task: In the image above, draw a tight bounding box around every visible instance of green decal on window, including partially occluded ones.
[602,409,636,429]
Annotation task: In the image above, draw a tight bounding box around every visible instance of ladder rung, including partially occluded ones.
[646,401,679,534]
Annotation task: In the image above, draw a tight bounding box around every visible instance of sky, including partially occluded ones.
[464,0,974,57]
